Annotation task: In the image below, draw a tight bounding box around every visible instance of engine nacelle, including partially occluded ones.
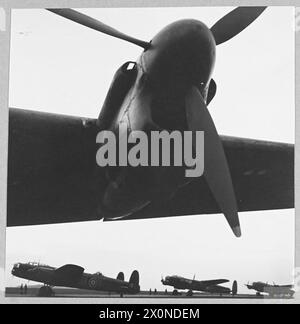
[97,61,138,130]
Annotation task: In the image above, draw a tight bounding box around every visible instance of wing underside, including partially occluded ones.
[7,108,105,226]
[115,136,294,221]
[7,108,294,227]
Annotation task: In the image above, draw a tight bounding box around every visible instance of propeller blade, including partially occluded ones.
[185,87,241,237]
[211,7,267,45]
[47,8,150,49]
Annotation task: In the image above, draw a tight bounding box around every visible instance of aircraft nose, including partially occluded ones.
[12,263,20,273]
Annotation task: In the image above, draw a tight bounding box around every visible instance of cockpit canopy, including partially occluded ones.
[13,262,49,269]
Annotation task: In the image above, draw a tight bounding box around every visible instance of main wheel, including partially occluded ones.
[186,290,193,297]
[172,290,178,296]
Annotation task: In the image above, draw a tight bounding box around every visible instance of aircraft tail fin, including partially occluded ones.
[232,280,238,296]
[129,270,139,286]
[117,271,125,281]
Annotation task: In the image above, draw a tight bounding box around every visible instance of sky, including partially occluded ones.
[6,7,295,294]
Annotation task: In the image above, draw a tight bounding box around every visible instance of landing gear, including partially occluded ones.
[186,290,193,297]
[38,285,55,297]
[256,292,262,297]
[120,292,124,298]
[172,289,179,296]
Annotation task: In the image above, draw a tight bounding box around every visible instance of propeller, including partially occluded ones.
[47,7,266,49]
[185,86,241,237]
[211,7,267,45]
[47,8,151,49]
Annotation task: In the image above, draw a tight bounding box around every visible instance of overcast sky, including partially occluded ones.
[6,7,295,294]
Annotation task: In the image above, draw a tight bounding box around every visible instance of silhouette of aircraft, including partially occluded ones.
[161,275,237,296]
[246,281,294,298]
[11,262,140,297]
[7,7,294,237]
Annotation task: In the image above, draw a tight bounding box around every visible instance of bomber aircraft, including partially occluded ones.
[7,7,294,238]
[161,275,237,296]
[246,281,295,298]
[11,262,140,297]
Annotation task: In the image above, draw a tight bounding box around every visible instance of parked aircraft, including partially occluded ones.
[246,281,294,298]
[11,262,140,297]
[161,275,237,296]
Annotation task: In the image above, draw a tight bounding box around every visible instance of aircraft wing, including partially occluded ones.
[112,136,294,221]
[54,264,85,285]
[199,279,230,286]
[278,285,294,288]
[55,264,84,281]
[7,108,294,227]
[7,108,106,226]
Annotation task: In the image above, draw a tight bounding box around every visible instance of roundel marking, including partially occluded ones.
[88,277,98,289]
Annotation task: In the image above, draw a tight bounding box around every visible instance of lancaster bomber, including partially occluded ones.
[11,262,140,297]
[7,7,294,237]
[161,275,237,296]
[246,281,295,298]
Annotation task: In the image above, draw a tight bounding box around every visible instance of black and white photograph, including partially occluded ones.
[2,5,296,302]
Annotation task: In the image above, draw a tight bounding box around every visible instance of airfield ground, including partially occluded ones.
[5,286,294,300]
